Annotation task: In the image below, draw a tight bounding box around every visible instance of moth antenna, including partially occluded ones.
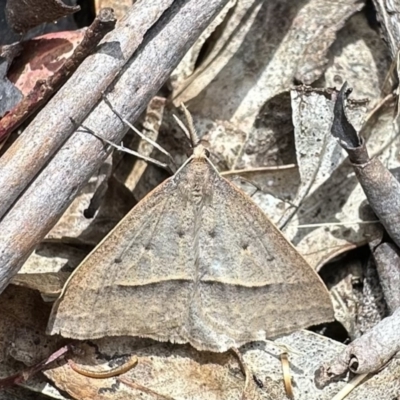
[181,103,200,147]
[172,113,192,143]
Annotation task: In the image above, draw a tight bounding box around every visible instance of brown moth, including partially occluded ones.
[47,112,334,352]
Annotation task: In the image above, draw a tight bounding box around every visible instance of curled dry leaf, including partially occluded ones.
[315,307,400,389]
[332,83,400,250]
[5,0,80,34]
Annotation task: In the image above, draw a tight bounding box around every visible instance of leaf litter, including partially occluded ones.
[2,0,400,399]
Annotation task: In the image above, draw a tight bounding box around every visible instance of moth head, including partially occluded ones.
[192,143,211,159]
[173,103,211,159]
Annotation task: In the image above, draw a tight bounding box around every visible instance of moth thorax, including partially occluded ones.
[192,143,209,159]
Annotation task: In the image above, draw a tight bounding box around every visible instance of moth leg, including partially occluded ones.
[68,354,138,379]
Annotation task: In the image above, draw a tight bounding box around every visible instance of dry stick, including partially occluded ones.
[0,345,70,389]
[0,0,175,220]
[370,242,400,313]
[0,8,117,143]
[0,0,230,292]
[330,373,369,400]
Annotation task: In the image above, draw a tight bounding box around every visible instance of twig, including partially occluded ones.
[370,242,400,313]
[0,0,175,220]
[0,0,230,292]
[280,352,293,399]
[330,373,370,400]
[0,345,70,389]
[0,8,117,143]
[68,355,138,378]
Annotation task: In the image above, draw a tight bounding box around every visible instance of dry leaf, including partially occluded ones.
[0,285,67,399]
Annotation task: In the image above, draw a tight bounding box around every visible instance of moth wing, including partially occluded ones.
[47,176,196,342]
[186,172,334,350]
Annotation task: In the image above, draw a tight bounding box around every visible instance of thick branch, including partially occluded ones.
[0,0,229,292]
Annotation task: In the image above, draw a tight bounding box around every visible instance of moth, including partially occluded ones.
[47,107,333,352]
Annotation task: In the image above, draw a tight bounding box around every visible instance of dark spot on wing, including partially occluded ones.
[209,230,216,238]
